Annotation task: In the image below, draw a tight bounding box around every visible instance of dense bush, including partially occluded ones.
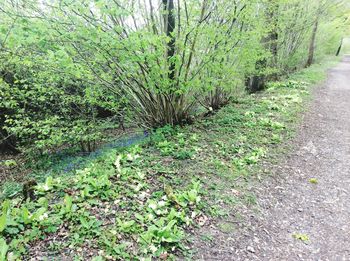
[0,46,123,154]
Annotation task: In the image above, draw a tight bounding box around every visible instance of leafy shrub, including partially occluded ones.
[0,70,122,154]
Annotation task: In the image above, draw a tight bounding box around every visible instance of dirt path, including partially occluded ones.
[195,57,350,260]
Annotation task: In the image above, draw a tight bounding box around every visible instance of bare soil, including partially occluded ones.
[193,57,350,260]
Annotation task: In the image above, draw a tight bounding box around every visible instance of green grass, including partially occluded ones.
[0,55,340,260]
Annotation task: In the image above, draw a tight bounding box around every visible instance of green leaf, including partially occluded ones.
[134,213,144,222]
[21,207,31,224]
[0,237,8,261]
[31,207,47,222]
[64,194,73,213]
[0,200,10,233]
[91,256,104,261]
[0,215,7,233]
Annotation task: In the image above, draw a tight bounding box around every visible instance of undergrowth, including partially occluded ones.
[0,56,340,260]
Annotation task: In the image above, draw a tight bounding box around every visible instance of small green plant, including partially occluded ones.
[157,140,176,156]
[259,118,285,130]
[0,182,22,199]
[309,178,318,184]
[292,233,309,242]
[140,219,184,248]
[3,160,17,168]
[244,147,267,165]
[155,131,197,160]
[36,176,54,192]
[117,219,137,233]
[271,134,283,144]
[173,149,194,160]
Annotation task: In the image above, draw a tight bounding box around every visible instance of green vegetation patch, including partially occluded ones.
[0,142,204,260]
[0,56,340,259]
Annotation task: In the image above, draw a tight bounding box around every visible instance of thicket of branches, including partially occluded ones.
[0,0,349,155]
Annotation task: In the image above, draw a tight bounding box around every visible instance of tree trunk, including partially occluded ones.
[246,0,278,92]
[0,128,20,154]
[0,71,20,154]
[306,17,319,67]
[268,1,279,68]
[245,75,265,93]
[336,38,343,56]
[163,0,176,81]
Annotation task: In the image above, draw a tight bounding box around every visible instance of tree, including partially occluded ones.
[306,5,320,67]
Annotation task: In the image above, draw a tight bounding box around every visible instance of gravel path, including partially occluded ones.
[195,57,350,260]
